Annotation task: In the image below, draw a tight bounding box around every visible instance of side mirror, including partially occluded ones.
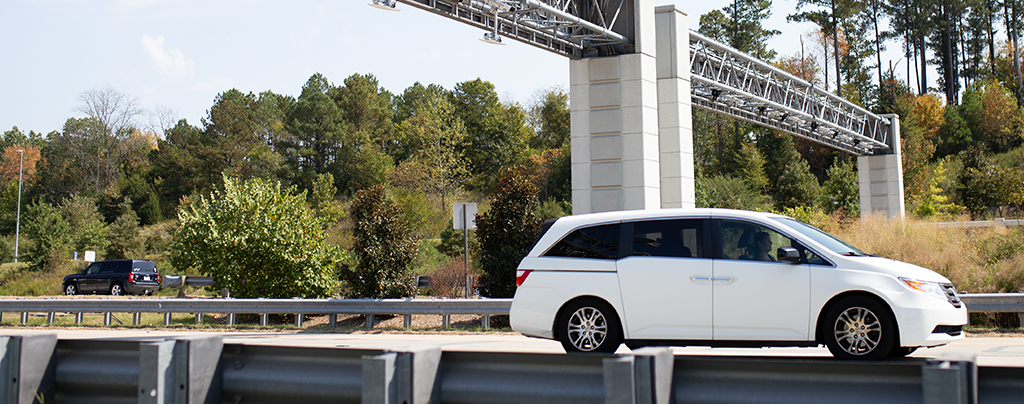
[777,247,801,264]
[81,269,88,275]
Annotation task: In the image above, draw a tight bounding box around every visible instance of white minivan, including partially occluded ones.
[510,209,967,360]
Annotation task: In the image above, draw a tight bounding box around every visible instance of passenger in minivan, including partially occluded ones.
[753,232,776,262]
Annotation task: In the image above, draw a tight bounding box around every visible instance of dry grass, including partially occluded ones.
[832,215,1024,294]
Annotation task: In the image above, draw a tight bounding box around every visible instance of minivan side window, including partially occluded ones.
[717,219,796,262]
[544,223,621,259]
[630,219,703,258]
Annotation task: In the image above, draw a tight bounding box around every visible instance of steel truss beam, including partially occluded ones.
[690,31,892,156]
[383,2,892,156]
[396,0,635,58]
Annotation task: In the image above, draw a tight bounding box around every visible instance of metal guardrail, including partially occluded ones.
[1,333,1021,404]
[960,294,1024,328]
[918,218,1023,228]
[0,294,1020,330]
[0,298,512,329]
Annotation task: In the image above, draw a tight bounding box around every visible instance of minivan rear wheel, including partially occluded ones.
[557,298,622,353]
[824,296,896,360]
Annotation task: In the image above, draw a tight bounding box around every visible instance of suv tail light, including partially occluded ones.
[516,270,532,287]
[155,273,160,283]
[128,272,135,282]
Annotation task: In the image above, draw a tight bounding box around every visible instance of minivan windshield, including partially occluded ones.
[774,217,867,256]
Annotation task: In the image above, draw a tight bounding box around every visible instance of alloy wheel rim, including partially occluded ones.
[567,307,608,351]
[834,307,882,355]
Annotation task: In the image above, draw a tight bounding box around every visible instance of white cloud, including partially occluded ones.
[141,34,195,80]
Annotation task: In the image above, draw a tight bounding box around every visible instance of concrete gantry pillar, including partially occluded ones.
[570,0,660,214]
[654,5,695,209]
[858,114,905,219]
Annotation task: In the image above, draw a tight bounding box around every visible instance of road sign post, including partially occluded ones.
[452,203,477,298]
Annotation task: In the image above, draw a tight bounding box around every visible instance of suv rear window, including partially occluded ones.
[543,223,621,259]
[133,261,156,272]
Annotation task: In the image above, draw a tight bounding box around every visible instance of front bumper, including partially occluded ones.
[892,293,968,347]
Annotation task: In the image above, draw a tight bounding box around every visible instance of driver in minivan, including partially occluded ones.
[753,232,776,262]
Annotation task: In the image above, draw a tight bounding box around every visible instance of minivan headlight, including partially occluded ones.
[899,277,948,301]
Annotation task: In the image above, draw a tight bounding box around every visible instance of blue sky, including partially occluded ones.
[2,0,898,136]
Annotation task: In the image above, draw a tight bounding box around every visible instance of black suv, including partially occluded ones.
[62,259,161,296]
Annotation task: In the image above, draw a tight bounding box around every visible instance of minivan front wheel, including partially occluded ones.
[824,296,896,360]
[557,298,622,353]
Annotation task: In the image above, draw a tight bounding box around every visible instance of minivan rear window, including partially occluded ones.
[544,223,621,259]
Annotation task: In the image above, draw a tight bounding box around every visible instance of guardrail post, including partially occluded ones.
[329,314,337,328]
[19,313,26,325]
[363,347,442,404]
[604,356,636,404]
[75,312,83,324]
[133,313,141,326]
[403,315,411,329]
[603,348,673,404]
[139,339,175,404]
[140,335,223,404]
[164,313,172,326]
[482,315,490,330]
[394,347,441,404]
[363,352,397,404]
[260,314,268,326]
[0,334,57,404]
[175,335,223,404]
[630,348,673,404]
[923,353,978,404]
[442,315,450,329]
[1018,313,1024,329]
[104,312,111,326]
[46,313,54,325]
[295,314,303,327]
[366,315,375,329]
[227,314,235,326]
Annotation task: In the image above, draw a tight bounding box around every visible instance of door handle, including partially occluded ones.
[712,277,737,284]
[690,276,714,284]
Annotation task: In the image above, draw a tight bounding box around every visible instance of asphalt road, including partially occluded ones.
[2,328,1022,367]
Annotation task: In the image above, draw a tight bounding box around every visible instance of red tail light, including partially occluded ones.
[155,273,160,282]
[128,272,135,282]
[516,270,532,287]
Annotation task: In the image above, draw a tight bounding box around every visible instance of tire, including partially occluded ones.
[64,283,77,296]
[557,298,622,353]
[109,283,124,296]
[823,296,897,360]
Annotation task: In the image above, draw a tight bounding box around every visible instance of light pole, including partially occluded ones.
[14,150,22,263]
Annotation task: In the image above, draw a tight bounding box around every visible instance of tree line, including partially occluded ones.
[1,0,1022,299]
[694,0,1024,220]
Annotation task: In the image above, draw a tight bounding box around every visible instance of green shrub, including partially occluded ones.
[171,175,342,299]
[475,168,541,298]
[23,201,72,270]
[107,202,144,259]
[696,174,771,211]
[344,185,418,298]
